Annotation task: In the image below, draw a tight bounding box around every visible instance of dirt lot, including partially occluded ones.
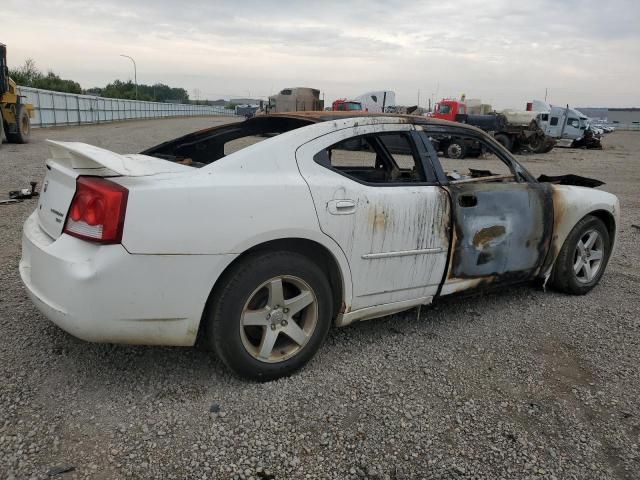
[1,118,639,480]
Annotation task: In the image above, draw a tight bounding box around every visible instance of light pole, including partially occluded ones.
[119,54,137,100]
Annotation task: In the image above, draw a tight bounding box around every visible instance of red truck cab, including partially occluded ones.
[332,99,364,111]
[432,99,466,122]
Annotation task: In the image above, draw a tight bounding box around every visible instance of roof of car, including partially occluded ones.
[261,111,457,127]
[142,110,489,159]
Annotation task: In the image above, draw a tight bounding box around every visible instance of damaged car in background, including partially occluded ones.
[20,112,619,380]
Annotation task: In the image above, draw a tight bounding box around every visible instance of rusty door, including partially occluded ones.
[296,123,450,310]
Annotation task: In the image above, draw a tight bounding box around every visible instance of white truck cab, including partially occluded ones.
[533,104,594,147]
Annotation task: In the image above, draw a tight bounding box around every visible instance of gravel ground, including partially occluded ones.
[1,118,639,480]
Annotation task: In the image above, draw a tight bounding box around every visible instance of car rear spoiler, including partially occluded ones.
[46,140,193,177]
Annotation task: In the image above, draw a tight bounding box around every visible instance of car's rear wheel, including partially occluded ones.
[204,251,332,381]
[551,215,610,295]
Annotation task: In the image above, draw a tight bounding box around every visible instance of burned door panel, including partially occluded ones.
[441,181,553,294]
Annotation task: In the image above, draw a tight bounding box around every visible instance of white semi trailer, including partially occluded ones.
[354,90,396,113]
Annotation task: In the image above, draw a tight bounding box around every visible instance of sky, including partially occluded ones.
[3,0,639,108]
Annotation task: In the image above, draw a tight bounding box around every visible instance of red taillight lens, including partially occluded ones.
[64,177,128,244]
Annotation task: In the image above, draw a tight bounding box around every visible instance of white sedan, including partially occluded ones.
[20,113,619,380]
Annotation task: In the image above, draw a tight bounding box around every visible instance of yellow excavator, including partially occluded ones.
[1,43,34,145]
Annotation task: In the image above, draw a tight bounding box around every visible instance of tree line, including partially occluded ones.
[9,59,189,102]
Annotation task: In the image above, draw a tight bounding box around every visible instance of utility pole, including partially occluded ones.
[120,54,137,100]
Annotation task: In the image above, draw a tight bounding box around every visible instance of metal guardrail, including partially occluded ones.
[19,86,238,128]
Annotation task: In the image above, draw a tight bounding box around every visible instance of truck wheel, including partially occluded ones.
[203,251,333,381]
[444,140,466,159]
[550,215,610,295]
[494,133,512,152]
[528,134,545,153]
[6,105,31,144]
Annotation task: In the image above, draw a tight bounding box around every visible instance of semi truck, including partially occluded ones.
[431,98,554,158]
[528,102,602,149]
[267,87,323,113]
[331,99,363,111]
[353,90,395,113]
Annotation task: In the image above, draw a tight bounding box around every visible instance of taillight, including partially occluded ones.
[64,177,128,244]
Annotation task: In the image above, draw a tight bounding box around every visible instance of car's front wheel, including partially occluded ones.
[204,251,333,381]
[551,215,611,295]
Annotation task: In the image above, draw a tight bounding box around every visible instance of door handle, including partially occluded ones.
[458,194,477,208]
[328,199,356,215]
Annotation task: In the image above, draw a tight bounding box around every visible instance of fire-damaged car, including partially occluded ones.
[20,112,619,380]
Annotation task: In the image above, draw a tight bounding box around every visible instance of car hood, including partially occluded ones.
[538,174,604,188]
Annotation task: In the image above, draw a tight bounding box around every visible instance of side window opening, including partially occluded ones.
[550,116,559,126]
[423,130,517,184]
[314,133,427,184]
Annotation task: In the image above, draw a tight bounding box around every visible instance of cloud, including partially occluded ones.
[2,0,639,107]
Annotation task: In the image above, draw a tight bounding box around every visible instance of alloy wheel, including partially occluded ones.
[240,275,318,363]
[573,229,604,283]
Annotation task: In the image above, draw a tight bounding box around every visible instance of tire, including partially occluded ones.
[529,135,554,154]
[550,215,611,295]
[494,133,513,152]
[203,251,333,381]
[6,105,31,144]
[444,140,466,159]
[528,134,544,153]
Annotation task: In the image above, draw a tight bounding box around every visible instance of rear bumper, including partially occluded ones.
[20,211,237,346]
